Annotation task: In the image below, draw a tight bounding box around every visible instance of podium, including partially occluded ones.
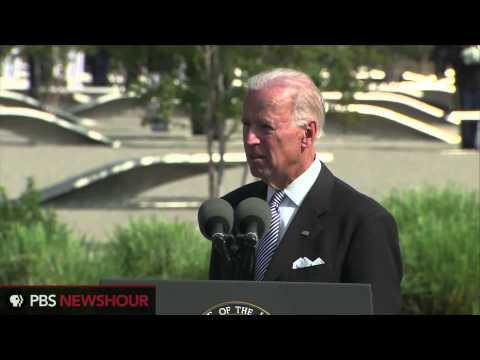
[100,278,373,315]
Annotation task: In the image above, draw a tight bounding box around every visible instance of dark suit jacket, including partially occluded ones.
[209,163,403,314]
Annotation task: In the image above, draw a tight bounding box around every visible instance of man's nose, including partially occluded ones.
[245,128,260,145]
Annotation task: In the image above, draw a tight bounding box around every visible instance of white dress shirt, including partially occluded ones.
[266,158,322,243]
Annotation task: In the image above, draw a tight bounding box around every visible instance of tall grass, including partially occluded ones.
[382,186,480,314]
[0,180,110,284]
[0,181,211,284]
[107,216,210,280]
[0,222,109,284]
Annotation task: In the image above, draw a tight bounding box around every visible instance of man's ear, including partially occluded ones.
[302,121,317,147]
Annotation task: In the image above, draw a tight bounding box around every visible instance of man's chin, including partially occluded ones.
[249,166,269,181]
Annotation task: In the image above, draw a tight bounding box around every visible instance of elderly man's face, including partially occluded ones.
[242,86,305,188]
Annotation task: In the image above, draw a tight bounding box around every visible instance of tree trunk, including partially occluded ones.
[207,123,216,199]
[204,45,231,199]
[204,45,218,199]
[91,48,110,86]
[215,67,226,199]
[216,118,226,198]
[125,66,139,90]
[27,55,39,99]
[44,48,61,109]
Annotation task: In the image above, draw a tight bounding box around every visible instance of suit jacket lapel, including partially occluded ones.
[263,163,335,281]
[249,181,267,201]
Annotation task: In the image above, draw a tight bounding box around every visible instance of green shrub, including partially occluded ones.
[382,186,480,314]
[0,222,110,284]
[0,178,57,241]
[0,180,211,283]
[0,180,113,284]
[107,216,210,280]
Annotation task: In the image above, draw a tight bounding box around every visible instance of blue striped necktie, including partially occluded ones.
[255,190,286,281]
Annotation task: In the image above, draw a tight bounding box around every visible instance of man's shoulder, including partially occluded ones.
[330,175,393,221]
[222,181,267,208]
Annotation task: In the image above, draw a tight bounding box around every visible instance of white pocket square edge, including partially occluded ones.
[292,257,325,269]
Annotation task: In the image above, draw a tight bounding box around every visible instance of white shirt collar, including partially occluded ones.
[267,158,322,206]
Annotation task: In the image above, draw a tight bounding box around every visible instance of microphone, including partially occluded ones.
[235,197,272,247]
[197,198,234,263]
[234,197,272,280]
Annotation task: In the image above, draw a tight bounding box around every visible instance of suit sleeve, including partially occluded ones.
[343,210,403,314]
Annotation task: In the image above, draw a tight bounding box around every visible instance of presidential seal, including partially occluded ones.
[203,301,270,315]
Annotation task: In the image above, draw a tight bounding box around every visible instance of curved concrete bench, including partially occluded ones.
[325,103,461,145]
[34,154,246,208]
[69,92,140,116]
[446,111,480,125]
[369,81,456,111]
[0,90,98,127]
[0,106,120,147]
[351,91,448,122]
[30,152,333,208]
[0,90,44,109]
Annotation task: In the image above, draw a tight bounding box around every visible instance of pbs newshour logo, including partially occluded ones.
[9,294,24,308]
[8,293,56,309]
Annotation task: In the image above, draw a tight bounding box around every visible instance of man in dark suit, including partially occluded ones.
[209,68,403,314]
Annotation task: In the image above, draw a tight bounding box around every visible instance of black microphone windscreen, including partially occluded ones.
[235,197,272,239]
[197,198,234,240]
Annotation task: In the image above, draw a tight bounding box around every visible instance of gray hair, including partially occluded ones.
[246,68,325,131]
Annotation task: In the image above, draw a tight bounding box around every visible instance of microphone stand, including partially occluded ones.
[212,233,253,280]
[232,233,257,280]
[226,234,242,280]
[211,231,258,280]
[212,233,235,280]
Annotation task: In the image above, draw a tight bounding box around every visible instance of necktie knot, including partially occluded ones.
[270,190,285,209]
